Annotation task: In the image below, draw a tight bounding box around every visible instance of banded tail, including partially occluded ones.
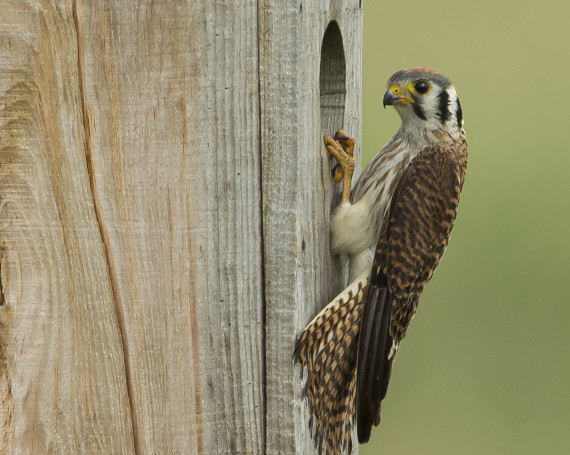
[293,274,369,454]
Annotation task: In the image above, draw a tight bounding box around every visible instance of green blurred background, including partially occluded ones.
[360,1,570,454]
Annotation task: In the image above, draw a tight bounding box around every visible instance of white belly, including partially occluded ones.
[329,136,418,282]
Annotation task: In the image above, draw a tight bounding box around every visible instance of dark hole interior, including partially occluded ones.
[320,21,346,140]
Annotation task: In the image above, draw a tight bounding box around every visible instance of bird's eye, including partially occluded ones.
[414,81,430,94]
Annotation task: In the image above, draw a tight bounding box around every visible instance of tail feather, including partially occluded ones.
[356,284,394,443]
[293,276,366,368]
[313,308,359,447]
[293,273,368,454]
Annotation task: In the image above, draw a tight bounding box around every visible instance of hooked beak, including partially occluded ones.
[383,85,415,108]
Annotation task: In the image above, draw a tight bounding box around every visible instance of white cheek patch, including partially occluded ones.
[404,85,464,141]
[448,87,465,129]
[424,86,443,123]
[447,86,457,105]
[447,87,460,124]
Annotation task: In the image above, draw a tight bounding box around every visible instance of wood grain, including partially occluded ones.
[0,0,361,453]
[0,2,134,453]
[76,0,264,453]
[260,1,362,453]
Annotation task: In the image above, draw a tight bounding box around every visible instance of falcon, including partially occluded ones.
[293,68,468,454]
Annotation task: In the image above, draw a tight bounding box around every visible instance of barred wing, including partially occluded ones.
[356,144,467,443]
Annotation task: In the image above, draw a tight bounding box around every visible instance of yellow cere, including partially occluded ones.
[390,84,415,105]
[389,84,401,95]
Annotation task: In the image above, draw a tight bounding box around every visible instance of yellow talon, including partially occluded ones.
[333,164,344,183]
[324,130,356,204]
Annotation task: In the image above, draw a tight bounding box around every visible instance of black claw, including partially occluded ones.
[334,131,349,142]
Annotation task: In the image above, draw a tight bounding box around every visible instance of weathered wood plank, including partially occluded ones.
[76,0,264,453]
[260,1,362,453]
[1,0,265,453]
[1,1,362,453]
[0,2,135,453]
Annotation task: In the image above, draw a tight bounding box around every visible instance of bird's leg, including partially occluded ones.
[324,130,355,204]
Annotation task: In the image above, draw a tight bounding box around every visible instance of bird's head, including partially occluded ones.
[383,67,464,141]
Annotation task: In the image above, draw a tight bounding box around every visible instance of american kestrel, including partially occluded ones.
[294,68,468,454]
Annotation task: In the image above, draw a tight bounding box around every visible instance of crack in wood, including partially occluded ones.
[71,1,138,453]
[0,262,4,307]
[255,1,268,454]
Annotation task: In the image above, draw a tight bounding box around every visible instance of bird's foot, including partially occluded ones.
[324,130,355,204]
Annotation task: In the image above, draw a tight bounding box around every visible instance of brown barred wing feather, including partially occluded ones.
[356,143,467,443]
